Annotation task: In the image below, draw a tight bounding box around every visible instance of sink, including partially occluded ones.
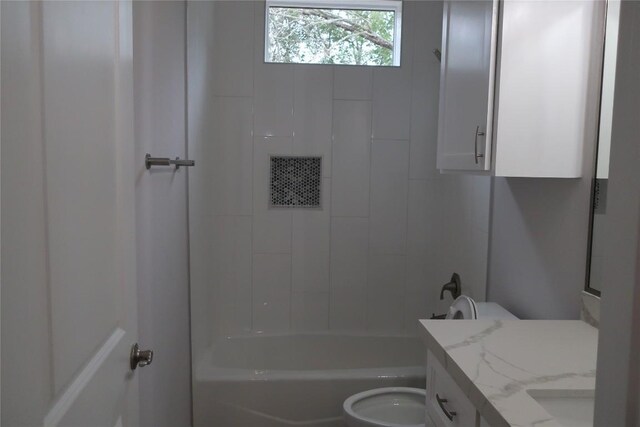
[527,390,594,427]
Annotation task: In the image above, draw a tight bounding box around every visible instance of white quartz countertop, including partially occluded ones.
[419,319,598,427]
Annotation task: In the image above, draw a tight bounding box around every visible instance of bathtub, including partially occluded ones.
[193,333,426,427]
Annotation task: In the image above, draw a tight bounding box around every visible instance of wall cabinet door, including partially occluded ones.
[436,1,603,177]
[436,0,498,172]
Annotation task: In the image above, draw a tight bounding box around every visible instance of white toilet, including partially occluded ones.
[343,387,426,427]
[343,297,516,427]
[446,296,518,321]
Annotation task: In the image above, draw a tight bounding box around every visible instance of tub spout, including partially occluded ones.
[439,273,461,300]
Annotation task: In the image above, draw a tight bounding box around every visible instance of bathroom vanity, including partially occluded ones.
[420,320,598,427]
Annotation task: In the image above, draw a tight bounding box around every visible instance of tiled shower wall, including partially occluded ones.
[188,1,491,345]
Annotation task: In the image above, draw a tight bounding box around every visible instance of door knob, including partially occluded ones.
[130,343,153,370]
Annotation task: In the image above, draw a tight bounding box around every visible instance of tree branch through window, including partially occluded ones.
[267,5,398,66]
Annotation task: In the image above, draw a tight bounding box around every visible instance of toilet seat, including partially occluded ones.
[446,295,478,319]
[343,387,426,427]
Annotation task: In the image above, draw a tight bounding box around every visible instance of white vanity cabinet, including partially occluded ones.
[436,0,604,177]
[426,350,483,427]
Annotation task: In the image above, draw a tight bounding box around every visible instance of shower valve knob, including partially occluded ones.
[130,343,154,370]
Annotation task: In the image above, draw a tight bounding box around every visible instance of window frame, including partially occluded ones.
[264,0,403,67]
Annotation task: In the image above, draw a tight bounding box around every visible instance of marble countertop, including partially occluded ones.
[419,320,598,427]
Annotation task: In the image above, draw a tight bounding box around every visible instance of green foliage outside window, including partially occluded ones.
[267,7,396,66]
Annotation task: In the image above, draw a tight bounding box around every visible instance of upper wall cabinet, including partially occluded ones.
[436,0,604,177]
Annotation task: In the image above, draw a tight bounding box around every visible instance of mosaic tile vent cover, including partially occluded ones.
[270,156,322,208]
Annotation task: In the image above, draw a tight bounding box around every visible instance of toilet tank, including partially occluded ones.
[476,302,518,320]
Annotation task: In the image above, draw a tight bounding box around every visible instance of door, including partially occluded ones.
[2,2,141,426]
[436,0,498,172]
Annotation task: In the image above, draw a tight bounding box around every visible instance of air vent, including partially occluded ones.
[270,156,322,208]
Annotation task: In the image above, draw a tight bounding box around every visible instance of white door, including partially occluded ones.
[2,2,141,426]
[436,0,498,172]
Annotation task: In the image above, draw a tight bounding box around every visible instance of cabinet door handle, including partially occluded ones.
[436,393,457,421]
[474,125,485,165]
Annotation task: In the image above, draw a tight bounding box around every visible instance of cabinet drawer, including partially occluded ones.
[426,350,477,427]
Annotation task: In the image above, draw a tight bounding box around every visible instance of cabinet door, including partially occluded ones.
[426,351,478,427]
[437,0,498,172]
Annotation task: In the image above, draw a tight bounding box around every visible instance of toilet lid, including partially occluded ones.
[446,295,478,320]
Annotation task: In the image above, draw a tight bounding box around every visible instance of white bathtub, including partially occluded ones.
[193,333,426,427]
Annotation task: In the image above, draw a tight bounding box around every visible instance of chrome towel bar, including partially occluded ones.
[145,153,195,170]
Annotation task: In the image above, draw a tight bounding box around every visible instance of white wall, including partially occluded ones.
[133,3,192,427]
[487,178,594,319]
[594,2,640,424]
[486,2,605,320]
[188,0,491,350]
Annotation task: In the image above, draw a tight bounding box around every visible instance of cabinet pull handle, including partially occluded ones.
[474,125,485,165]
[436,393,457,421]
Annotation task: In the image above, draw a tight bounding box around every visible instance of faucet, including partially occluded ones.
[440,273,461,300]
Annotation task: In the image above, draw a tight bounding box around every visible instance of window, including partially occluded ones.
[265,0,402,67]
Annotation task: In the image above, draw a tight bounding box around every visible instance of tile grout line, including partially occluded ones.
[250,0,257,334]
[365,70,375,331]
[404,5,417,335]
[327,65,335,331]
[289,65,295,333]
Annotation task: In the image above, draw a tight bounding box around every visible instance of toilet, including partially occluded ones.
[446,296,518,321]
[343,388,426,427]
[343,297,516,427]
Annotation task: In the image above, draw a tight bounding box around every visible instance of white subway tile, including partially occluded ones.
[409,46,440,179]
[211,216,253,336]
[291,292,329,331]
[293,65,333,177]
[216,299,252,336]
[366,256,407,332]
[292,178,331,250]
[252,137,293,254]
[253,136,293,213]
[370,140,409,254]
[330,218,369,290]
[406,253,437,293]
[329,287,366,330]
[210,97,254,215]
[253,211,292,254]
[332,101,371,217]
[252,254,291,331]
[292,210,330,254]
[212,216,253,302]
[253,297,290,332]
[292,178,331,292]
[254,63,294,137]
[367,255,406,294]
[212,1,254,96]
[366,291,404,332]
[333,66,372,100]
[407,179,440,256]
[404,288,434,335]
[372,67,412,140]
[292,251,330,293]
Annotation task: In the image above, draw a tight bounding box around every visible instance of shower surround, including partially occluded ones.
[187,1,490,424]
